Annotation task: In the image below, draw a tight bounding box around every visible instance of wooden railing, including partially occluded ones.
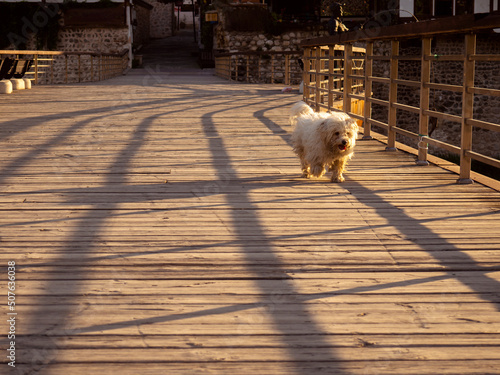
[215,50,303,85]
[302,44,366,117]
[301,12,500,184]
[0,50,129,85]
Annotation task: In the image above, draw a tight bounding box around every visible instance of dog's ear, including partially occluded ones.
[319,120,337,147]
[347,118,360,133]
[318,120,329,135]
[318,120,331,142]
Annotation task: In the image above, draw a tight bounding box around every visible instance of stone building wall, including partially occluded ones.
[46,27,129,84]
[149,0,174,38]
[214,28,328,84]
[215,29,328,54]
[57,28,129,54]
[19,26,129,84]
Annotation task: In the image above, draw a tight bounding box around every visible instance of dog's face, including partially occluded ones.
[319,114,359,154]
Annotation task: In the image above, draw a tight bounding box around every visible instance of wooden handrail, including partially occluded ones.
[0,49,129,85]
[214,50,303,85]
[302,22,500,185]
[300,12,500,46]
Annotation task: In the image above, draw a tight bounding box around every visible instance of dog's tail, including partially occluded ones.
[289,101,314,125]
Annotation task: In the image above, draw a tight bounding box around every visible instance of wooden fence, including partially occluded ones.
[0,50,129,85]
[301,13,500,184]
[215,50,303,85]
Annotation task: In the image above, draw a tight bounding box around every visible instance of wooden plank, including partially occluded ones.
[1,60,500,375]
[15,361,500,375]
[12,346,500,363]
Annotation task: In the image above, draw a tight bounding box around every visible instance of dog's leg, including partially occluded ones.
[301,160,311,178]
[295,145,311,178]
[310,163,326,178]
[330,157,348,182]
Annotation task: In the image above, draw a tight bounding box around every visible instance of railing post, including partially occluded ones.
[50,55,54,84]
[303,48,311,103]
[65,54,68,83]
[234,56,238,81]
[271,55,275,84]
[34,54,39,85]
[78,54,81,83]
[328,46,334,111]
[258,55,262,81]
[246,55,250,82]
[417,37,432,165]
[458,33,476,184]
[386,39,399,151]
[285,54,290,86]
[315,47,321,111]
[363,42,373,139]
[343,43,353,115]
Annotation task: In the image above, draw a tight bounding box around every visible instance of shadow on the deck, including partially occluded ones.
[2,77,499,374]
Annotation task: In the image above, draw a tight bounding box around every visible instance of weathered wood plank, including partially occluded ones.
[1,61,499,375]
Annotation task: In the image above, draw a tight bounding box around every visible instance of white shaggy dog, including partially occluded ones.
[290,101,359,182]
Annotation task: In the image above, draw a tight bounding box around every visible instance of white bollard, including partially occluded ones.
[23,78,32,89]
[11,79,25,90]
[0,80,13,94]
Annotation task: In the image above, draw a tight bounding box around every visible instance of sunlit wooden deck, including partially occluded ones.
[1,71,500,375]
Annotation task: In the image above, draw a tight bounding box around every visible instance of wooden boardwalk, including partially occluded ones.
[1,70,500,375]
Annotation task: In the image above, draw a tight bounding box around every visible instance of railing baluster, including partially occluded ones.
[34,54,39,85]
[458,33,476,184]
[363,42,373,139]
[328,46,334,111]
[386,40,399,152]
[417,37,432,166]
[315,47,321,111]
[303,48,311,106]
[343,43,353,115]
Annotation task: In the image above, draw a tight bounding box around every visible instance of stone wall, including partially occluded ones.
[150,1,174,38]
[215,29,328,53]
[57,28,129,54]
[47,27,129,84]
[214,28,327,84]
